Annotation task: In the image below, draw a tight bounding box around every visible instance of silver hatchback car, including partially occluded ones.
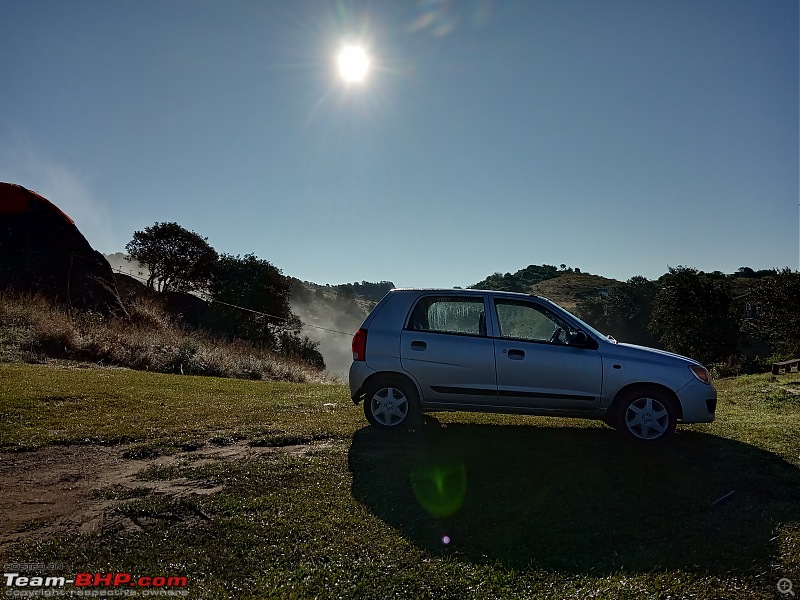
[349,289,716,442]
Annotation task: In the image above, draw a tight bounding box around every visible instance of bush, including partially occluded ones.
[743,270,800,358]
[649,267,739,365]
[0,292,327,383]
[277,332,325,370]
[708,355,769,378]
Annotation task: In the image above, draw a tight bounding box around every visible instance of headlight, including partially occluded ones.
[689,364,710,384]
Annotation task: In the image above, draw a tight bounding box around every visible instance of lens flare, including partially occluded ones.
[410,461,467,518]
[337,45,370,83]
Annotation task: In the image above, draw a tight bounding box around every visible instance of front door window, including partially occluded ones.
[495,300,575,345]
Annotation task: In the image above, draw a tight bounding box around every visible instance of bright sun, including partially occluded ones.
[337,45,370,83]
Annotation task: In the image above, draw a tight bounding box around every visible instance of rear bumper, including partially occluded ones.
[348,361,376,403]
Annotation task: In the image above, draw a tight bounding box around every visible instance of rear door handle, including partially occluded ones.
[507,349,525,360]
[410,341,427,351]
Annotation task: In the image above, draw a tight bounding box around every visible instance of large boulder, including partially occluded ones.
[0,182,118,310]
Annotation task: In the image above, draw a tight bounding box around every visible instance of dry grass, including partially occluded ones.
[0,292,327,383]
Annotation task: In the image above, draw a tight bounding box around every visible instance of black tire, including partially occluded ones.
[362,377,420,430]
[614,388,677,443]
[602,414,618,430]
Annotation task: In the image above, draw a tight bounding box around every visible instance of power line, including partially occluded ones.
[302,323,356,336]
[111,268,354,337]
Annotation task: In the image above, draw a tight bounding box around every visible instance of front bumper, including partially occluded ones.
[676,377,717,423]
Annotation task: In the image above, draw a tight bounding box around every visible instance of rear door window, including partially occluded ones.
[406,296,487,336]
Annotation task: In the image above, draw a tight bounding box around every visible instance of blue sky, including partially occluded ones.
[1,0,797,287]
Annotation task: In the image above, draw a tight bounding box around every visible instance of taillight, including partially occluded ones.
[352,328,368,361]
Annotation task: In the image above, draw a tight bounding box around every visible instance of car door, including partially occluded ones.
[492,297,602,410]
[400,294,497,407]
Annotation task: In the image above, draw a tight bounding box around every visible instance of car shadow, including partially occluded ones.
[348,419,800,574]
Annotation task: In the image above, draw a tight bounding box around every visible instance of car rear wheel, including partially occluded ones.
[363,378,420,430]
[616,389,677,442]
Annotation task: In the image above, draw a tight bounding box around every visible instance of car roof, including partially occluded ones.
[390,288,548,301]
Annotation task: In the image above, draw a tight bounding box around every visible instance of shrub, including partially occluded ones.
[0,292,327,383]
[649,267,739,365]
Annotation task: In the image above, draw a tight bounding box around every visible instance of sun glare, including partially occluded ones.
[337,45,370,83]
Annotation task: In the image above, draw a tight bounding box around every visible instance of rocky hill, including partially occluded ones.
[0,183,118,310]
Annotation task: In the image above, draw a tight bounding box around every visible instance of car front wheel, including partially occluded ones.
[363,378,420,430]
[616,389,677,442]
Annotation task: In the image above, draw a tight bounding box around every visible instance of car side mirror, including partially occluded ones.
[573,330,598,349]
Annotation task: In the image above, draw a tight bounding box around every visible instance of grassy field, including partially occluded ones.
[1,363,799,599]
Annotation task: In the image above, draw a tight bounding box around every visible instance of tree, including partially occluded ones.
[604,276,660,346]
[736,266,756,278]
[575,295,606,330]
[125,222,218,293]
[469,265,560,292]
[208,253,325,368]
[744,270,800,358]
[649,267,739,365]
[207,254,324,368]
[577,276,660,346]
[209,253,294,346]
[330,280,395,302]
[336,283,355,299]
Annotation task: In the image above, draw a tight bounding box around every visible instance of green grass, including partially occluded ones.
[1,364,799,599]
[0,364,347,450]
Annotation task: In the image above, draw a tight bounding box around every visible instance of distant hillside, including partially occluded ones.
[104,252,147,279]
[289,279,394,376]
[470,264,561,292]
[531,272,622,311]
[470,265,621,310]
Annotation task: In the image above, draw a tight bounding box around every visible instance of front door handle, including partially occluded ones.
[410,341,427,351]
[508,349,525,360]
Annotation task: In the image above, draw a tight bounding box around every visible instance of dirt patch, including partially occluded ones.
[0,440,323,556]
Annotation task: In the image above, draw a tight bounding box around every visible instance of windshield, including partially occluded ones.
[540,298,610,341]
